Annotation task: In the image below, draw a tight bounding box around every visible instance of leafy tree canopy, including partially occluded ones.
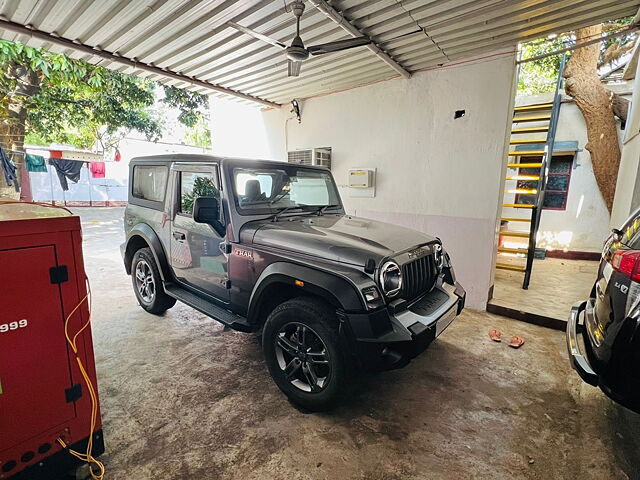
[0,39,209,150]
[517,16,636,95]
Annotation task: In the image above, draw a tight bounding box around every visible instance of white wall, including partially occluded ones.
[612,58,640,228]
[503,89,630,253]
[210,97,285,160]
[211,51,518,309]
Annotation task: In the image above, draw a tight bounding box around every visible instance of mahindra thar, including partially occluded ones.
[121,154,465,410]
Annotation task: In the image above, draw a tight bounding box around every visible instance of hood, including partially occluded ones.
[244,214,436,266]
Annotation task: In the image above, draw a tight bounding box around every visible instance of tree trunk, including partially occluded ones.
[0,65,40,200]
[563,25,621,212]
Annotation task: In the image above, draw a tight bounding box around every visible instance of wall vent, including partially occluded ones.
[287,147,331,170]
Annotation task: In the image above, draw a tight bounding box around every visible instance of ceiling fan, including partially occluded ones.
[227,0,372,77]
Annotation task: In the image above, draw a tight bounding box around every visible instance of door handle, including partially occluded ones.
[173,231,186,241]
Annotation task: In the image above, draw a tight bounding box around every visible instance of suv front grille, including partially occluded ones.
[401,255,438,301]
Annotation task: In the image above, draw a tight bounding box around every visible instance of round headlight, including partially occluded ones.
[379,261,402,297]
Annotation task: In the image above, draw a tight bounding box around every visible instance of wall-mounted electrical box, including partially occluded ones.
[347,168,376,198]
[348,169,373,188]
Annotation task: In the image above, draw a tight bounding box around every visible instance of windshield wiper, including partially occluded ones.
[316,204,341,216]
[271,205,304,222]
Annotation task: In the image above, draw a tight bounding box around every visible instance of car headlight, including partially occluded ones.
[379,261,402,297]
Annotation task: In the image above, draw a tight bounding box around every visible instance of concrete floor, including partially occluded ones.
[74,208,639,480]
[489,257,599,322]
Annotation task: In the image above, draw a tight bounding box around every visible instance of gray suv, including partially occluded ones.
[121,154,465,410]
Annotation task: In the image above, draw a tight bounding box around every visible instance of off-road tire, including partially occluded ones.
[262,297,351,411]
[131,247,176,315]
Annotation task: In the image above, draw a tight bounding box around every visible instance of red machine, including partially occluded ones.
[0,203,104,479]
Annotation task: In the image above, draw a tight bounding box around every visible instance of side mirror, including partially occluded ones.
[193,196,220,224]
[612,228,624,242]
[193,196,226,236]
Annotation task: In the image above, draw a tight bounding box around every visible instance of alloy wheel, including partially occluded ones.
[135,259,155,304]
[274,322,331,393]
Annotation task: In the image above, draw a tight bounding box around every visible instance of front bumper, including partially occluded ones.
[340,281,465,371]
[567,301,599,386]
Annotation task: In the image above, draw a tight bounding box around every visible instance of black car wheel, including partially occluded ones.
[131,247,176,315]
[263,297,350,411]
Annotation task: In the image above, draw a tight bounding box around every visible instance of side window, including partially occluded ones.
[179,170,220,215]
[515,154,573,210]
[132,165,168,202]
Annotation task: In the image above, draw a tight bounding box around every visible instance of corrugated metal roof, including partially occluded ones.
[1,0,638,106]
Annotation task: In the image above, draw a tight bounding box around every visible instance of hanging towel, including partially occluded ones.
[25,153,47,172]
[0,145,19,192]
[49,150,62,159]
[89,161,105,178]
[49,158,83,191]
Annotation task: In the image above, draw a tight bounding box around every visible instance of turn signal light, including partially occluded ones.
[611,250,640,281]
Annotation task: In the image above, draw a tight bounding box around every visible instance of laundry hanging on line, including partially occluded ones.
[0,145,19,192]
[90,161,105,178]
[49,158,84,191]
[25,153,47,172]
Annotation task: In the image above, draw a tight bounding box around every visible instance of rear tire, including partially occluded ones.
[131,247,176,315]
[262,297,351,411]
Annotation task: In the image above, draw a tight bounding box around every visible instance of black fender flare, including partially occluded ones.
[247,262,364,324]
[124,223,172,282]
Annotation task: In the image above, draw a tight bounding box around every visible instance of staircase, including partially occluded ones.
[496,54,566,289]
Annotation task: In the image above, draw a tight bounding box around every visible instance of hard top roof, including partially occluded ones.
[129,154,329,171]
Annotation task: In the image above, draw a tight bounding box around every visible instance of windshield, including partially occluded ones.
[232,165,341,215]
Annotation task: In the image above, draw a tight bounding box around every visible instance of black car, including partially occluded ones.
[121,155,465,410]
[568,208,640,413]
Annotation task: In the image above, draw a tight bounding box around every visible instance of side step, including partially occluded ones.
[164,283,253,332]
[496,263,526,272]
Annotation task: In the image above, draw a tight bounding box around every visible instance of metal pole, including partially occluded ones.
[48,161,55,205]
[87,163,93,207]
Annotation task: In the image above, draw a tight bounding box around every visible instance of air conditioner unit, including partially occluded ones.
[287,147,331,169]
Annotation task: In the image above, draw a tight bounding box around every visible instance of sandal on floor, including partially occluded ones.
[508,335,525,348]
[489,329,502,342]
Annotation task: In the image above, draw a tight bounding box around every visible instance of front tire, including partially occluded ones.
[262,297,350,411]
[131,247,176,315]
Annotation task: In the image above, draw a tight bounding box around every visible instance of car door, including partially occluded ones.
[170,163,229,303]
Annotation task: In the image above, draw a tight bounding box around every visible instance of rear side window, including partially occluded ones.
[132,165,168,202]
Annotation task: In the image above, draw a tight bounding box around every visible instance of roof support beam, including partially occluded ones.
[0,19,280,108]
[307,0,411,79]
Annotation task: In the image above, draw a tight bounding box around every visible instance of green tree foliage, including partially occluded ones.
[0,40,209,150]
[517,16,636,95]
[183,116,212,149]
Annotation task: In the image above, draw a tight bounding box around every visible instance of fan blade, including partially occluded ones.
[307,37,371,55]
[288,60,302,77]
[227,21,287,50]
